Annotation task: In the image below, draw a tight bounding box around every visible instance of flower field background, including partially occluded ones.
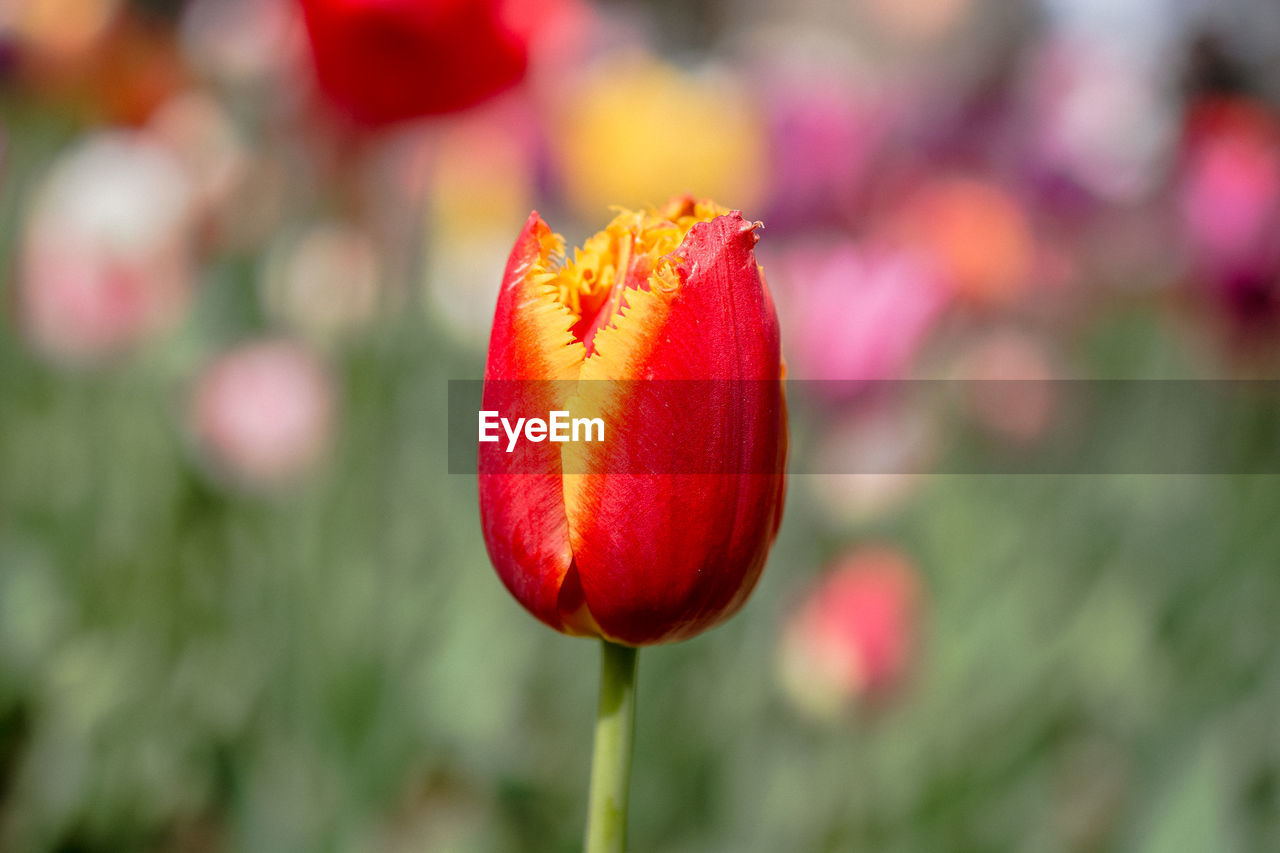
[3,0,1280,850]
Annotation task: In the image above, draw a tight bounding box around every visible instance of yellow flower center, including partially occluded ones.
[530,197,730,354]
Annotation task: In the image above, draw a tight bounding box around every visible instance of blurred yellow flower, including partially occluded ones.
[551,53,766,216]
[421,102,541,344]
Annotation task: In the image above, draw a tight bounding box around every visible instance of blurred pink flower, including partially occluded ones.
[778,546,922,718]
[769,240,949,386]
[1177,97,1280,338]
[189,340,336,489]
[1179,99,1280,265]
[18,132,196,365]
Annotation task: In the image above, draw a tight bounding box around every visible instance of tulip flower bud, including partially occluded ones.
[479,197,787,645]
[297,0,532,126]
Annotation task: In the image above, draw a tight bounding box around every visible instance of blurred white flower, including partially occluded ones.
[18,131,196,365]
[1036,0,1190,72]
[808,396,939,525]
[1026,38,1175,202]
[262,222,382,343]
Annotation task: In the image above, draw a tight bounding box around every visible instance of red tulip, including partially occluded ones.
[297,0,531,126]
[479,197,787,646]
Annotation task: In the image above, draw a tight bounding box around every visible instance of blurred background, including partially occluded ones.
[3,0,1280,850]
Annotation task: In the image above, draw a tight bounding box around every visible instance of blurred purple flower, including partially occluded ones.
[750,43,891,230]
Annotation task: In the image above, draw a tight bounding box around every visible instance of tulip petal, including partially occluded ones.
[565,213,787,644]
[480,212,588,633]
[486,212,585,382]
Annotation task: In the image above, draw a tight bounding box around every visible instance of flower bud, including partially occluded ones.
[479,197,787,645]
[297,0,532,126]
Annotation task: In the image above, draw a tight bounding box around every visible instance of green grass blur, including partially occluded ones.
[2,3,1280,849]
[2,251,1280,851]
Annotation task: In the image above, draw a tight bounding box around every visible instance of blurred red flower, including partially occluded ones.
[297,0,533,126]
[778,546,921,717]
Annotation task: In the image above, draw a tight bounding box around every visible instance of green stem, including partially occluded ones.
[584,639,639,853]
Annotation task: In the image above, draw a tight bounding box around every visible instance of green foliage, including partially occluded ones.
[1,302,1279,851]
